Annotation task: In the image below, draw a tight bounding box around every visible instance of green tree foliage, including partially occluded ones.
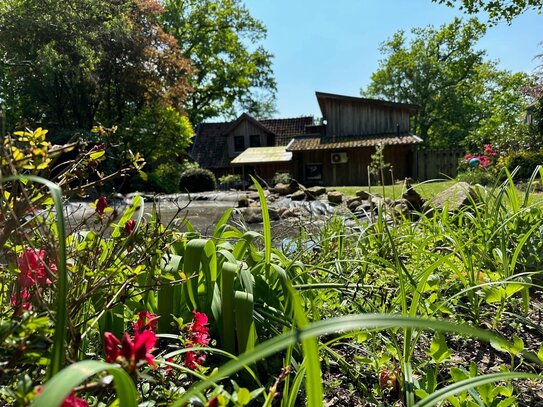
[362,18,531,148]
[433,0,543,24]
[161,0,277,123]
[0,0,191,134]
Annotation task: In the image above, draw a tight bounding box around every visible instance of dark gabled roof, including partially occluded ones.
[190,122,231,169]
[190,114,313,169]
[224,113,274,136]
[287,133,423,152]
[260,116,314,145]
[315,91,419,119]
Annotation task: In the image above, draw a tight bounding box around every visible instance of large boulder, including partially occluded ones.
[428,182,478,212]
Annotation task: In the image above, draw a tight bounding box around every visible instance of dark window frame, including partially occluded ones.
[234,136,245,152]
[249,134,261,147]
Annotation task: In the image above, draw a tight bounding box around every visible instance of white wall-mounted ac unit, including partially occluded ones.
[331,152,348,164]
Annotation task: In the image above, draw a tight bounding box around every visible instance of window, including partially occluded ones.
[234,136,245,152]
[249,134,261,147]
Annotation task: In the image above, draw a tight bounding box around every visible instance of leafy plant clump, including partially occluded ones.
[179,167,217,192]
[218,173,242,190]
[272,172,292,185]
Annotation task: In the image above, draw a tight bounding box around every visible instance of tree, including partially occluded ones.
[362,18,530,148]
[433,0,543,24]
[161,0,277,124]
[0,0,191,134]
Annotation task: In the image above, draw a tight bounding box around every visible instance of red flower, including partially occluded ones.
[95,197,108,216]
[60,393,89,407]
[192,310,208,327]
[165,357,174,376]
[104,329,157,372]
[17,248,56,287]
[183,310,211,369]
[10,288,32,314]
[124,219,136,235]
[464,153,474,161]
[134,311,157,333]
[104,332,121,363]
[484,144,497,156]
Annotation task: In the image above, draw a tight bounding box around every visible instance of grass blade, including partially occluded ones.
[413,372,541,407]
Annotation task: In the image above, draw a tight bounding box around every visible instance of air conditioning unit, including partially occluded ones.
[331,152,348,164]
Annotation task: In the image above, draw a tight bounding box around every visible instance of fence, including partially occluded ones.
[412,148,464,181]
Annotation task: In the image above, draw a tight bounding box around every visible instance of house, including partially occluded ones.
[190,113,314,180]
[190,91,422,185]
[287,92,422,185]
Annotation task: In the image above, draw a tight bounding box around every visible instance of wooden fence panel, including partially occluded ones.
[412,149,464,181]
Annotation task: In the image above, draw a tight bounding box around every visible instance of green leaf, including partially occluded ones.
[89,150,105,160]
[236,388,251,406]
[31,361,137,407]
[427,332,452,363]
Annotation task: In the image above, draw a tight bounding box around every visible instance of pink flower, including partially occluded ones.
[95,197,108,216]
[133,311,157,333]
[124,219,136,235]
[479,155,491,168]
[465,153,474,161]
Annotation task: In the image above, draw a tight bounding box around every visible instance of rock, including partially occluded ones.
[268,208,280,220]
[280,207,304,218]
[290,190,306,201]
[241,208,262,223]
[355,202,373,212]
[246,191,261,200]
[238,196,250,208]
[327,191,343,204]
[241,207,279,223]
[356,190,370,200]
[270,180,301,195]
[393,199,410,216]
[305,186,326,200]
[428,182,478,212]
[347,197,362,211]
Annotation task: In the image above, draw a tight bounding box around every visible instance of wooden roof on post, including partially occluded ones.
[231,146,292,165]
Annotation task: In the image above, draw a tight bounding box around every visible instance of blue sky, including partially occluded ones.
[245,0,543,119]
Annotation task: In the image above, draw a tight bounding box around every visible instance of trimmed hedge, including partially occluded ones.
[179,168,217,192]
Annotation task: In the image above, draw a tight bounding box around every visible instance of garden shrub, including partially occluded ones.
[148,162,183,193]
[179,167,217,192]
[272,171,292,185]
[501,150,543,180]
